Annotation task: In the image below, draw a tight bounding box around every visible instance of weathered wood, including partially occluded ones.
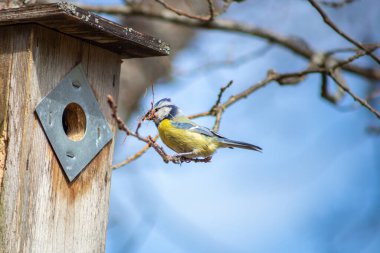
[0,21,12,246]
[0,24,120,253]
[0,2,170,58]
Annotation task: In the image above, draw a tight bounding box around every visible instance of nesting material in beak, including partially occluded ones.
[143,109,155,121]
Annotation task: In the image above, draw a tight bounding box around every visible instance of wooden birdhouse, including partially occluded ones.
[0,3,169,252]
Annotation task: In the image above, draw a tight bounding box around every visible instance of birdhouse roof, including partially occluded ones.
[0,2,170,58]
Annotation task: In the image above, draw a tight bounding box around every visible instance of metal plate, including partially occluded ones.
[36,64,113,182]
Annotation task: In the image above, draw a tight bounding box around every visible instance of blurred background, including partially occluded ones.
[12,0,380,252]
[101,1,380,252]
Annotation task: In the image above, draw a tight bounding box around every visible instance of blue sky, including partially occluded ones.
[95,0,380,252]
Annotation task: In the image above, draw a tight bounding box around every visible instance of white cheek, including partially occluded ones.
[155,107,171,120]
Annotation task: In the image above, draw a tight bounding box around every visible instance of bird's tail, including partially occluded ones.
[218,138,262,152]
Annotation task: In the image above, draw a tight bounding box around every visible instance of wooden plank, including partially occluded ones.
[0,24,13,252]
[0,20,12,191]
[0,24,119,253]
[0,3,170,58]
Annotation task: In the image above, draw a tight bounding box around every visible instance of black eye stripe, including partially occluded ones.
[156,104,173,110]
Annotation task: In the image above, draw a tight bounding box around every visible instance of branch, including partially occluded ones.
[308,0,380,65]
[80,4,380,81]
[211,80,233,132]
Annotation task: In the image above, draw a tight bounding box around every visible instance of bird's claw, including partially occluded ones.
[170,155,212,164]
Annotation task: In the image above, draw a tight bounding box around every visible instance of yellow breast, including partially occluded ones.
[157,119,218,158]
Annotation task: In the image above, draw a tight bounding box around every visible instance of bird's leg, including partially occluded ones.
[172,153,212,164]
[174,151,197,158]
[203,156,212,162]
[171,151,199,164]
[180,156,212,163]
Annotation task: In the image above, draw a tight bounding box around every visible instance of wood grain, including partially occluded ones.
[0,3,170,58]
[0,24,120,253]
[0,22,12,194]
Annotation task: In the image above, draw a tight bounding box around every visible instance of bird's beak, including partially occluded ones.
[143,109,155,121]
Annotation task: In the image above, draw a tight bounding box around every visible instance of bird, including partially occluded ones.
[144,98,262,159]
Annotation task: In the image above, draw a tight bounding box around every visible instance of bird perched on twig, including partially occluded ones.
[144,98,262,160]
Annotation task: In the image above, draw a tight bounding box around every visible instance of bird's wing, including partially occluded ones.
[171,121,223,138]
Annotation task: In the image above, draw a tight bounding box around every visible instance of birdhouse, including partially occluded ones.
[0,3,169,252]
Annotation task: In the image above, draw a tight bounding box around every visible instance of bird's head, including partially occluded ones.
[144,98,183,126]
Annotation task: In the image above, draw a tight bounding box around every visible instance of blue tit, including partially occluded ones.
[145,98,262,158]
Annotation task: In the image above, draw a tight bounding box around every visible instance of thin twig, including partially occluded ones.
[112,135,159,169]
[154,0,214,22]
[151,83,155,110]
[135,116,144,135]
[308,0,380,65]
[206,0,215,21]
[210,80,233,132]
[212,80,233,110]
[188,111,210,119]
[213,110,224,132]
[328,72,380,119]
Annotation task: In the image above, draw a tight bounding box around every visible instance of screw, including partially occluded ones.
[66,152,75,158]
[72,80,81,88]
